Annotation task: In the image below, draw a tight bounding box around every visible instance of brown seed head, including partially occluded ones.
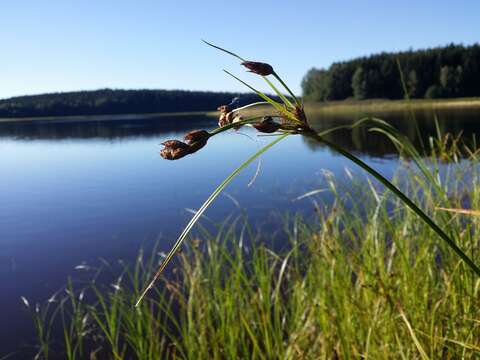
[188,139,208,154]
[241,61,274,76]
[160,140,190,160]
[218,111,236,127]
[218,113,228,127]
[161,140,189,149]
[253,116,281,133]
[232,115,243,130]
[217,105,230,113]
[160,147,190,160]
[184,130,210,144]
[226,112,235,123]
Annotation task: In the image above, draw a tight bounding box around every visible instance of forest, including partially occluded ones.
[1,44,479,119]
[301,43,480,101]
[0,89,262,118]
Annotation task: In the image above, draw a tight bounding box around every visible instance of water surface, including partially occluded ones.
[1,108,479,355]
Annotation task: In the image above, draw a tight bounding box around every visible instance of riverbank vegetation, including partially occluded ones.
[26,132,480,358]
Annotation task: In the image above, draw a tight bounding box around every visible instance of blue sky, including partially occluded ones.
[1,0,478,99]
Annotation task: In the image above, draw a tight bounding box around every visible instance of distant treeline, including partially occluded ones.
[302,43,480,101]
[0,89,265,118]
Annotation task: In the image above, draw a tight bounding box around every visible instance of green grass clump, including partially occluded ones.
[27,142,480,359]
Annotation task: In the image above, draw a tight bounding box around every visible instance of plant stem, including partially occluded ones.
[273,72,300,106]
[136,133,290,306]
[232,102,270,112]
[304,129,480,277]
[209,117,265,136]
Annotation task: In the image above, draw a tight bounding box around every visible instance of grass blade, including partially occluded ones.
[398,307,430,360]
[436,207,480,216]
[203,40,299,108]
[262,76,294,108]
[305,130,480,277]
[136,133,290,306]
[272,72,300,106]
[223,70,295,121]
[202,40,245,61]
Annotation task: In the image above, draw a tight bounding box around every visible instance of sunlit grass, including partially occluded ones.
[24,134,480,358]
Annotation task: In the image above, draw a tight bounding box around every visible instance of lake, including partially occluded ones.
[1,107,479,356]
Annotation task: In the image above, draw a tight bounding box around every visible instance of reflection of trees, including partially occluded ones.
[0,116,216,140]
[303,109,480,157]
[0,109,479,159]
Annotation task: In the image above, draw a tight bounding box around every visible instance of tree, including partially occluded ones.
[328,63,355,100]
[440,65,463,96]
[425,85,444,99]
[352,67,367,100]
[301,68,330,101]
[407,70,419,98]
[301,43,480,101]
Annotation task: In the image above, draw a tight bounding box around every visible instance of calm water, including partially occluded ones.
[1,108,479,355]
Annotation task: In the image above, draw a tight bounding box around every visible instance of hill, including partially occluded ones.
[0,89,263,118]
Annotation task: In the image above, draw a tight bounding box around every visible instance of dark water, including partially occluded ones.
[0,108,479,356]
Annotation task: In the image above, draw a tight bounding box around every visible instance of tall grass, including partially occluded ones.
[138,42,479,306]
[26,133,480,359]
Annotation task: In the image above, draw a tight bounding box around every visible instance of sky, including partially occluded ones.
[1,0,479,99]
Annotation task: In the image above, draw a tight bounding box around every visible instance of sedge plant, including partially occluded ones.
[135,42,480,306]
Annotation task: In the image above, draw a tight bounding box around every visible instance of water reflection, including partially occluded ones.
[1,108,478,157]
[0,115,216,140]
[304,108,480,156]
[0,107,479,356]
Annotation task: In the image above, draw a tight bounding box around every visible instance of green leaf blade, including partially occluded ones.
[135,133,290,306]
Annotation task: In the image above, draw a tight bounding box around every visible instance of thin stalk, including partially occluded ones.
[209,116,273,136]
[273,72,300,106]
[232,101,270,112]
[136,133,290,306]
[223,70,292,119]
[202,40,246,61]
[262,76,295,109]
[203,40,296,109]
[304,129,480,277]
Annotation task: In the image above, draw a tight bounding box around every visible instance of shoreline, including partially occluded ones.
[0,110,217,124]
[1,97,479,124]
[305,97,480,114]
